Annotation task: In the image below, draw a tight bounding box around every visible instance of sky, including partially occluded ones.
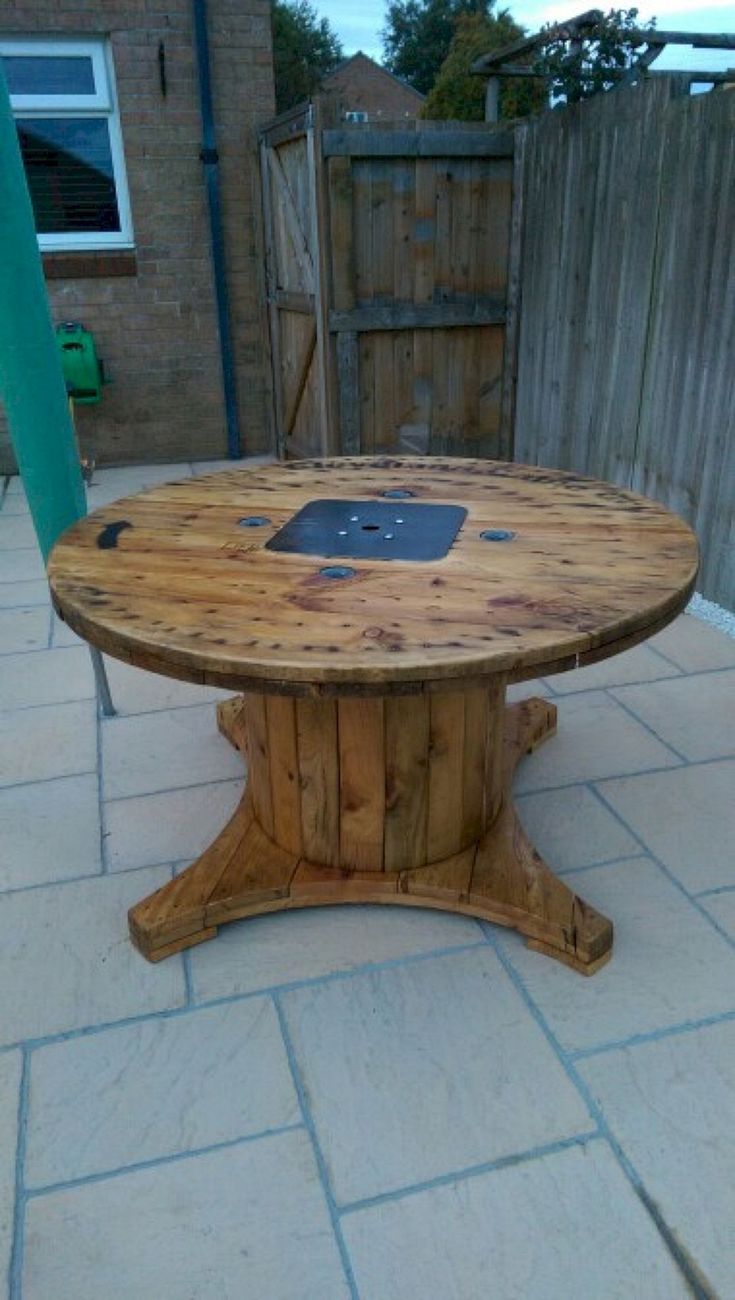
[316,0,735,73]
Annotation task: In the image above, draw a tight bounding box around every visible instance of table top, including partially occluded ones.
[48,457,698,695]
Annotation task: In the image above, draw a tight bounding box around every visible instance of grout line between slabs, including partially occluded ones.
[8,1048,30,1300]
[483,926,718,1300]
[272,993,361,1300]
[24,1121,306,1201]
[336,1130,602,1218]
[589,784,735,954]
[515,750,730,799]
[0,939,488,1057]
[569,1007,735,1061]
[0,858,164,901]
[601,687,689,764]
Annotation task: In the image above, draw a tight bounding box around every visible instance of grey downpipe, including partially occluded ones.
[192,0,242,458]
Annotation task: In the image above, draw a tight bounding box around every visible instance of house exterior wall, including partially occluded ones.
[0,0,275,472]
[321,54,425,122]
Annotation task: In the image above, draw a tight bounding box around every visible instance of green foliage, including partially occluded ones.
[423,11,546,120]
[534,8,652,102]
[271,0,343,114]
[382,0,494,96]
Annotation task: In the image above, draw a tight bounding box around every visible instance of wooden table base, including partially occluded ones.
[129,688,613,975]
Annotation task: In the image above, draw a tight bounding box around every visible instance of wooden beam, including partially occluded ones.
[323,129,514,159]
[283,319,317,437]
[642,30,735,48]
[471,20,735,75]
[471,10,603,72]
[330,298,506,334]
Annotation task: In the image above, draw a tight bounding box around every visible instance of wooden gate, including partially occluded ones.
[260,104,518,459]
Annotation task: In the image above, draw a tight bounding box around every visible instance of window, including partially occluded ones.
[344,110,369,123]
[0,37,133,251]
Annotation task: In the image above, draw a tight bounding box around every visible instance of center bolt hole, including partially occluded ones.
[361,524,380,531]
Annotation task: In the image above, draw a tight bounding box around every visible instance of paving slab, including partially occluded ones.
[343,1140,689,1300]
[101,703,242,799]
[0,865,185,1047]
[280,946,592,1205]
[190,905,483,1002]
[105,777,241,872]
[516,784,638,872]
[26,998,299,1186]
[700,889,735,940]
[598,760,735,893]
[0,549,46,583]
[0,646,94,712]
[23,1130,349,1300]
[0,580,49,609]
[612,669,735,762]
[513,690,681,793]
[101,656,230,714]
[0,514,37,550]
[0,490,30,516]
[650,613,735,672]
[546,642,680,694]
[0,699,97,789]
[0,1051,21,1291]
[0,774,101,892]
[580,1021,735,1298]
[496,857,735,1053]
[0,607,48,656]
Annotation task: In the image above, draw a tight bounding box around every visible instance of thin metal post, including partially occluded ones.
[90,647,117,717]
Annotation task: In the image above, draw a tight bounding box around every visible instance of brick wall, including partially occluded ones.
[321,53,425,122]
[0,0,276,471]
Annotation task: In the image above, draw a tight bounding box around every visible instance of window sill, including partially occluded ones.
[42,250,137,280]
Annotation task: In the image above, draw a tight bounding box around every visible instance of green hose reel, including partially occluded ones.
[56,321,104,405]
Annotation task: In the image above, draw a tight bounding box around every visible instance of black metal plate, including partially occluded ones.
[265,499,467,562]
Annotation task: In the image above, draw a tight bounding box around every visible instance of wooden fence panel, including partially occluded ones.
[634,89,735,604]
[326,142,514,457]
[514,79,734,607]
[260,113,516,463]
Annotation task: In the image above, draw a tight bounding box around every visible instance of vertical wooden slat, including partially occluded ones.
[338,698,385,871]
[306,103,334,454]
[296,698,339,866]
[259,139,286,458]
[245,693,274,837]
[426,692,465,863]
[499,128,526,460]
[461,687,489,844]
[384,694,430,872]
[328,155,355,311]
[336,331,360,454]
[266,695,302,856]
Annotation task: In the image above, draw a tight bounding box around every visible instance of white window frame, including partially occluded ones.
[1,36,134,251]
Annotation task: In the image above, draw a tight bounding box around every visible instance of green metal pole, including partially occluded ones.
[0,63,86,562]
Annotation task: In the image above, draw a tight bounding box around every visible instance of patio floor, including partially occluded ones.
[1,460,734,1300]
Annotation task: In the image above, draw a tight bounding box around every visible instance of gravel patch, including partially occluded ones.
[687,593,735,640]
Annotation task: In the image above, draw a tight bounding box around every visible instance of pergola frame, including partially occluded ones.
[470,9,735,120]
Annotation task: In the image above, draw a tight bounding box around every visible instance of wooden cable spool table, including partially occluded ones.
[48,458,698,975]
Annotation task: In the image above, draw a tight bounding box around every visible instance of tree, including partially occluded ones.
[534,8,651,103]
[423,11,546,120]
[271,0,343,115]
[382,0,494,96]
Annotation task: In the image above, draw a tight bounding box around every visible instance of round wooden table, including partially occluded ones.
[48,457,698,975]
